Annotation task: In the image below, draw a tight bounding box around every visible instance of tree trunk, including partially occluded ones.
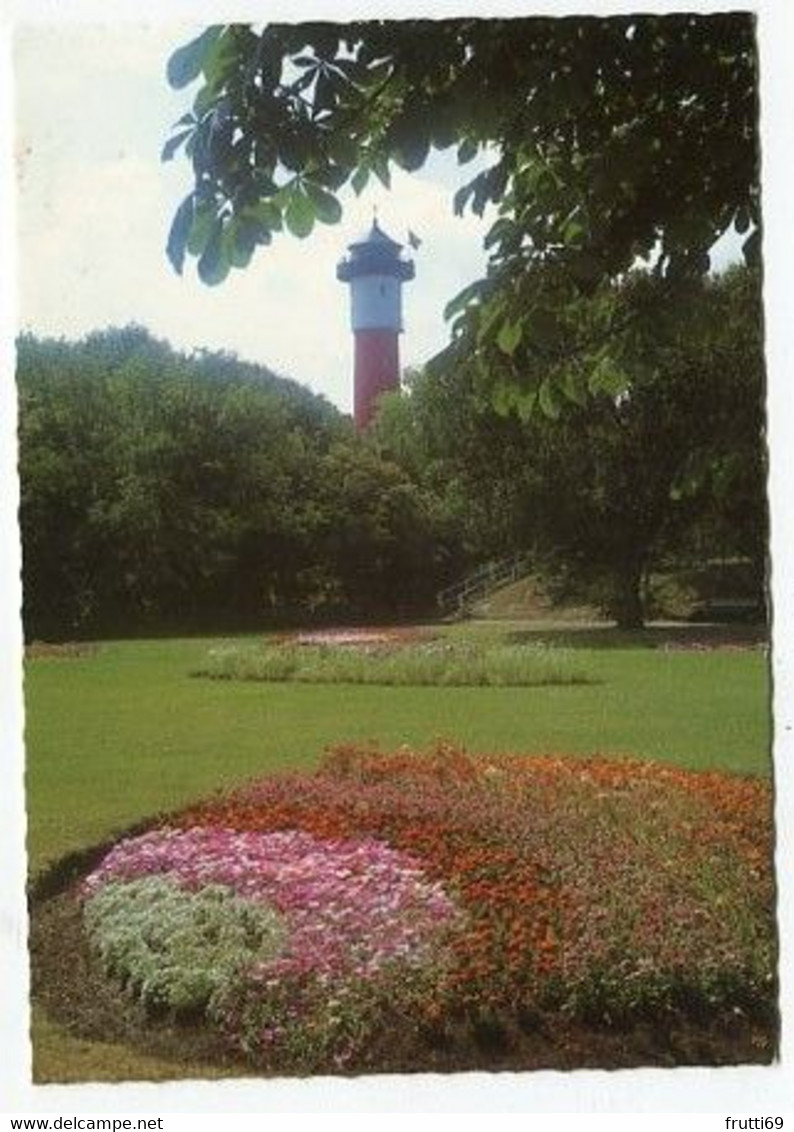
[610,560,645,630]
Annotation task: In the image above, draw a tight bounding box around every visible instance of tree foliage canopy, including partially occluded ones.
[17,328,453,639]
[374,266,766,627]
[164,15,759,407]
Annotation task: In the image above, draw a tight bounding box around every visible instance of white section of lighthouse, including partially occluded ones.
[336,220,415,430]
[350,273,404,332]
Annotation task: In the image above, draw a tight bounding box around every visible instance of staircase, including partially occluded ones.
[437,553,529,619]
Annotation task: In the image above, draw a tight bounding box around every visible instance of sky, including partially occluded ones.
[14,23,498,415]
[12,20,749,417]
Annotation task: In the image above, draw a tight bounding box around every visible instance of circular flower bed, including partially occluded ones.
[40,745,777,1075]
[276,626,435,649]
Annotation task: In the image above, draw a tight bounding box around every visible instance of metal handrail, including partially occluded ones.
[437,552,528,616]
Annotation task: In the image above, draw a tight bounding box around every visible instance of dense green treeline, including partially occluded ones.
[373,267,768,627]
[16,327,456,640]
[16,267,766,639]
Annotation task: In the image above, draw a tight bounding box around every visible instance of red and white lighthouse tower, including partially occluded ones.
[336,219,415,430]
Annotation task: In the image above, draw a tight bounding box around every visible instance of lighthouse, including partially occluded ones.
[336,219,415,430]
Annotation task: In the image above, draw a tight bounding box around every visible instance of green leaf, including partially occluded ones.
[202,29,240,93]
[329,133,357,167]
[457,137,479,165]
[491,379,516,418]
[484,217,518,251]
[228,218,261,269]
[193,84,217,118]
[588,356,629,397]
[313,71,336,115]
[247,199,282,232]
[284,188,315,238]
[228,242,255,270]
[562,216,585,245]
[161,130,192,164]
[431,114,457,151]
[305,183,342,225]
[527,308,559,350]
[394,132,430,173]
[314,163,348,191]
[187,205,219,258]
[496,319,523,356]
[167,28,222,90]
[351,165,370,195]
[734,206,751,235]
[538,377,560,419]
[453,180,475,217]
[198,223,231,286]
[475,298,508,346]
[568,249,604,290]
[443,279,487,321]
[742,228,761,269]
[166,195,194,275]
[372,154,391,190]
[471,164,508,216]
[561,367,588,406]
[516,390,538,422]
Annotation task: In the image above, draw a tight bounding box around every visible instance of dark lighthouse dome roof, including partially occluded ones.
[336,220,415,283]
[348,219,402,250]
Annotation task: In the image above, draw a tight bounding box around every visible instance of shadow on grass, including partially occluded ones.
[504,623,769,651]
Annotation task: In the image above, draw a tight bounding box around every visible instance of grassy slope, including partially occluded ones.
[25,625,771,874]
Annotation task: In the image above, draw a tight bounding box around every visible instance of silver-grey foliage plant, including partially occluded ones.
[83,875,287,1014]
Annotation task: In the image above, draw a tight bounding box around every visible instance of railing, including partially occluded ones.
[437,553,529,618]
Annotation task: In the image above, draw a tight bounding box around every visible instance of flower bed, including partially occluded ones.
[193,639,594,687]
[26,641,99,660]
[80,824,460,1070]
[276,626,435,648]
[70,745,776,1074]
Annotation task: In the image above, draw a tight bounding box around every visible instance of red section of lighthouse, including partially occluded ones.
[337,220,415,430]
[353,330,401,430]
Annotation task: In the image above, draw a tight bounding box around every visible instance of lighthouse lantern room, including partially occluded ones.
[336,219,415,430]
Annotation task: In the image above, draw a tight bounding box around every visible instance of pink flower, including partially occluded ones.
[83,826,460,986]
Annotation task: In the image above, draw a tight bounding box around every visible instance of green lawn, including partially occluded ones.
[24,623,771,874]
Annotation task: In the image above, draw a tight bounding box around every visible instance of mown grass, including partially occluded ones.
[192,639,594,687]
[30,1005,245,1083]
[24,622,771,875]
